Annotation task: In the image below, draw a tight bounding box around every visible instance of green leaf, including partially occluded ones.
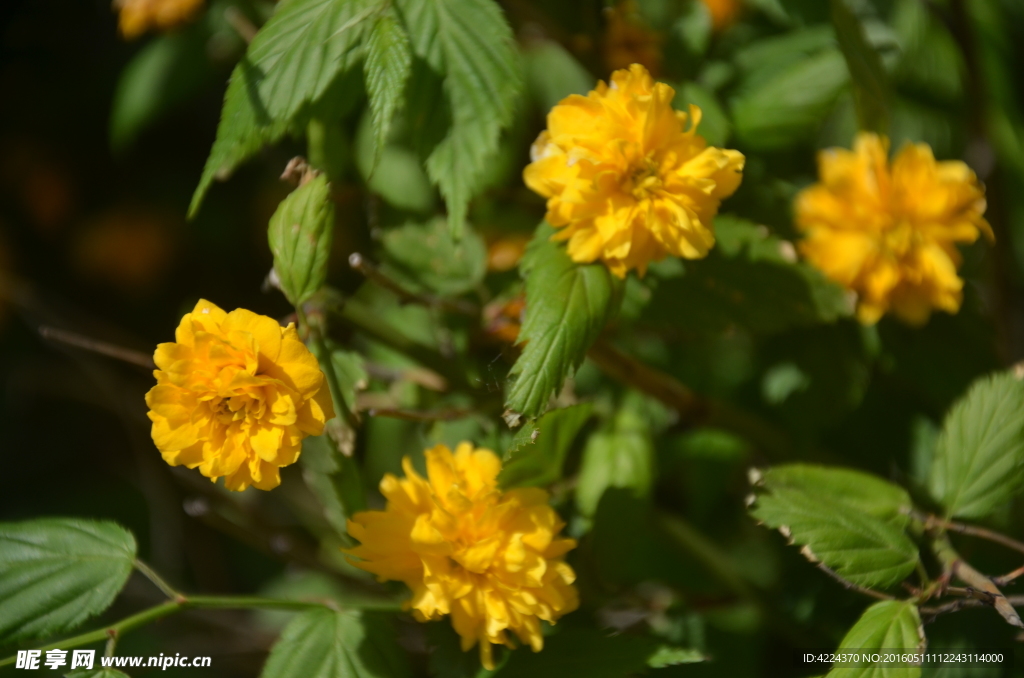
[381,218,487,296]
[364,9,413,167]
[301,437,359,537]
[66,670,132,678]
[493,626,661,678]
[354,111,437,213]
[395,0,522,237]
[928,371,1024,519]
[522,39,592,113]
[646,645,706,668]
[330,348,369,414]
[831,0,889,133]
[261,608,410,678]
[576,396,655,517]
[757,465,913,528]
[827,600,924,678]
[109,25,217,151]
[731,49,849,150]
[676,0,712,55]
[0,518,137,644]
[190,0,377,216]
[505,223,625,419]
[643,215,850,334]
[499,403,593,488]
[268,174,335,306]
[750,466,919,589]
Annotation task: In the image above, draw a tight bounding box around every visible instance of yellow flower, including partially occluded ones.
[795,133,992,325]
[145,299,334,491]
[113,0,204,39]
[346,443,578,670]
[524,64,745,277]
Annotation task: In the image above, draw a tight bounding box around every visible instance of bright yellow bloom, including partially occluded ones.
[346,443,578,670]
[795,133,992,325]
[146,299,334,491]
[114,0,204,39]
[524,64,745,277]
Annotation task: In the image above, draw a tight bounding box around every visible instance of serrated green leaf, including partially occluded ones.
[493,626,660,678]
[381,218,487,296]
[831,0,889,133]
[759,464,913,528]
[190,0,377,216]
[0,518,137,644]
[750,466,919,589]
[827,600,924,678]
[643,215,850,334]
[522,39,591,113]
[395,0,522,237]
[364,9,413,167]
[731,49,849,150]
[928,371,1024,519]
[261,608,409,678]
[268,174,335,306]
[576,396,654,517]
[505,223,625,418]
[499,403,593,488]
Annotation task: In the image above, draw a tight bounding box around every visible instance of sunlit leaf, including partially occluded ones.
[505,223,625,419]
[929,371,1024,519]
[0,518,136,644]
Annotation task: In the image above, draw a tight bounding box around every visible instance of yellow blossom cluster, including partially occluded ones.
[145,299,334,491]
[524,64,744,277]
[796,133,992,325]
[346,443,578,670]
[114,0,204,39]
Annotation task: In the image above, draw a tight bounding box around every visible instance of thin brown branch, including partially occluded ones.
[223,6,258,42]
[994,563,1024,588]
[38,325,155,369]
[349,253,478,315]
[932,533,1023,627]
[921,595,1024,621]
[587,339,794,460]
[914,509,1024,557]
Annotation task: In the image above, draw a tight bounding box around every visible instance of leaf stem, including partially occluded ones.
[348,252,478,315]
[587,339,794,460]
[134,559,184,601]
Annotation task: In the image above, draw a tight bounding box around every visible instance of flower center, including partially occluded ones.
[881,220,921,258]
[626,157,662,200]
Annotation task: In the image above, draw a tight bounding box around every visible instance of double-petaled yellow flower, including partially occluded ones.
[114,0,204,39]
[524,64,744,277]
[795,133,992,325]
[145,299,334,491]
[346,443,578,670]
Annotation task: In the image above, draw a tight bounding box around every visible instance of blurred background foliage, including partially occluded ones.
[3,0,1024,675]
